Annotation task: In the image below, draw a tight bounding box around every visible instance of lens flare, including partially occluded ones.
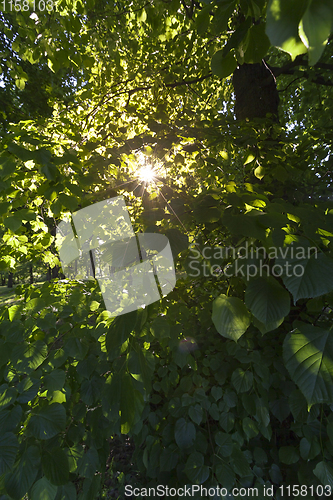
[137,165,156,183]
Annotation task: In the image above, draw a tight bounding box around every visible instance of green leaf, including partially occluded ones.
[0,406,22,435]
[269,464,283,483]
[269,398,290,423]
[31,477,57,500]
[159,447,178,472]
[4,215,22,232]
[266,0,308,59]
[211,50,237,78]
[242,417,259,440]
[222,211,266,240]
[0,385,17,410]
[43,370,66,392]
[184,452,209,484]
[299,436,321,460]
[253,316,284,335]
[42,163,59,181]
[80,475,101,500]
[215,463,236,490]
[89,301,100,312]
[328,422,333,446]
[164,228,188,257]
[214,431,233,457]
[15,78,26,90]
[213,0,236,33]
[77,448,100,479]
[7,143,35,162]
[313,461,333,487]
[231,368,253,393]
[0,201,10,215]
[211,386,222,401]
[5,446,40,500]
[288,389,315,422]
[174,418,196,449]
[42,448,69,486]
[253,447,268,465]
[283,323,333,406]
[120,374,144,434]
[0,156,16,178]
[150,316,171,339]
[195,5,210,35]
[80,377,103,406]
[188,404,203,425]
[230,446,252,477]
[254,165,265,180]
[244,153,255,165]
[245,276,290,324]
[54,483,77,500]
[193,206,221,224]
[278,445,299,464]
[57,193,78,212]
[127,346,155,393]
[219,411,235,432]
[300,0,333,65]
[0,432,19,475]
[277,252,333,303]
[106,311,137,353]
[28,403,66,440]
[244,23,271,63]
[212,294,250,341]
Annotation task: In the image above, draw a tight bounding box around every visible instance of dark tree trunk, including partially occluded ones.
[7,272,13,288]
[233,62,279,121]
[1,275,5,286]
[89,250,96,278]
[52,265,59,279]
[46,266,51,281]
[29,265,33,285]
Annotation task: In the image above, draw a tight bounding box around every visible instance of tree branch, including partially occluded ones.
[165,73,212,87]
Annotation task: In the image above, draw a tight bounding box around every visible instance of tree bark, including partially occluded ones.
[7,272,13,288]
[233,62,279,121]
[46,266,51,281]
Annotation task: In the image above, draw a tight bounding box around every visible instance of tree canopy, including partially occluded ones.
[1,0,333,498]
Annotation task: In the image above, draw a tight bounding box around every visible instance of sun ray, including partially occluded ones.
[137,164,156,183]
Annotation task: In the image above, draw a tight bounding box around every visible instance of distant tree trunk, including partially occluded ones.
[46,266,51,281]
[1,275,5,286]
[29,265,33,284]
[89,250,96,278]
[52,265,60,279]
[7,272,13,288]
[233,62,279,121]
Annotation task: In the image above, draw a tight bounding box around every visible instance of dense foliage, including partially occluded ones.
[1,0,333,499]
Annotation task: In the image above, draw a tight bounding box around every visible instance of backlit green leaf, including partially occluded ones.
[283,323,333,406]
[245,276,290,324]
[29,403,66,440]
[212,294,250,341]
[31,477,57,500]
[0,432,18,475]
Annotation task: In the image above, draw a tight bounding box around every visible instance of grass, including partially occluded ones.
[0,285,20,308]
[0,281,48,309]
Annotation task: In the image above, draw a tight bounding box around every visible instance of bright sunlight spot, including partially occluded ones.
[137,164,156,183]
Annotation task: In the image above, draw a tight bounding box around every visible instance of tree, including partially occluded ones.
[0,0,333,497]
